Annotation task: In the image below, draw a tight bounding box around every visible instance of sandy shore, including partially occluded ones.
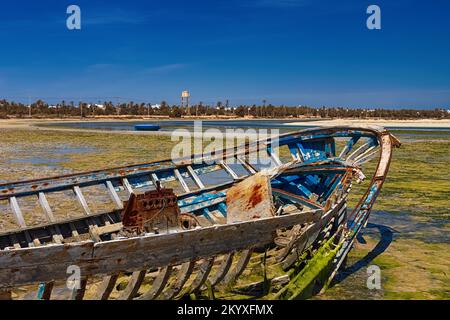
[284,118,450,128]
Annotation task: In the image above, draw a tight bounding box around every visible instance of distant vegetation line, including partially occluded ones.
[0,99,448,119]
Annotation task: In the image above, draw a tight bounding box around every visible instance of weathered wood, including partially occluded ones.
[0,209,321,288]
[189,258,215,293]
[71,277,88,300]
[9,197,26,228]
[208,253,234,286]
[73,186,93,216]
[224,249,253,285]
[38,192,56,223]
[37,281,54,300]
[137,266,172,300]
[268,149,283,167]
[220,161,239,180]
[122,178,134,195]
[237,157,257,174]
[38,193,64,243]
[174,169,190,193]
[226,172,274,223]
[187,166,205,189]
[106,181,123,210]
[96,222,123,235]
[117,270,147,300]
[93,274,119,300]
[160,261,195,299]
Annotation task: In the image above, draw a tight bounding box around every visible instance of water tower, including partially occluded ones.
[181,90,190,116]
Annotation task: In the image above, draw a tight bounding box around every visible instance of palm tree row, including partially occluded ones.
[0,99,448,119]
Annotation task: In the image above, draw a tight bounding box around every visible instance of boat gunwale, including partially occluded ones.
[0,125,395,197]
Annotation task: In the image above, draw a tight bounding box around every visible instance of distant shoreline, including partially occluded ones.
[283,118,450,128]
[1,117,450,131]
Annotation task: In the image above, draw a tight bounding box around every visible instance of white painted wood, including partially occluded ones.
[121,178,134,194]
[38,192,56,223]
[73,186,92,216]
[187,166,205,189]
[236,157,257,174]
[9,197,26,228]
[174,169,190,193]
[105,181,123,210]
[220,161,239,180]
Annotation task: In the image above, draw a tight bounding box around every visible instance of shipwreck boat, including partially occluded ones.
[0,125,400,300]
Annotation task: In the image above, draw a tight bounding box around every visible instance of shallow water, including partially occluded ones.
[365,210,449,243]
[43,120,450,134]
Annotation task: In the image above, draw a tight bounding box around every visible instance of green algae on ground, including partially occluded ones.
[1,127,449,300]
[348,138,450,217]
[318,236,450,300]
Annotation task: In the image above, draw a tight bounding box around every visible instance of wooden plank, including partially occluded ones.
[224,249,253,285]
[347,139,375,161]
[0,209,321,288]
[339,136,360,158]
[137,266,172,300]
[71,277,88,300]
[226,172,274,223]
[9,197,36,247]
[208,253,234,286]
[353,146,376,162]
[93,274,119,300]
[117,270,147,300]
[73,186,102,242]
[106,181,123,210]
[189,258,215,293]
[151,173,160,186]
[187,166,205,189]
[38,193,64,243]
[236,157,257,174]
[38,192,56,223]
[96,222,123,235]
[220,161,239,180]
[122,178,134,195]
[36,281,54,300]
[268,149,283,167]
[355,149,379,165]
[160,261,195,299]
[73,186,92,216]
[174,169,190,193]
[9,197,26,228]
[202,208,220,225]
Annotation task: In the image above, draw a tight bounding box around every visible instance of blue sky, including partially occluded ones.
[0,0,449,108]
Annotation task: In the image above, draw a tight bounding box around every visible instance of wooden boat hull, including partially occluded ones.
[0,125,400,300]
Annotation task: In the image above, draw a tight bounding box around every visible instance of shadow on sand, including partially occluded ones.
[331,222,395,285]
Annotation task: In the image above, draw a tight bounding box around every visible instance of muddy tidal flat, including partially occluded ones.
[0,123,449,299]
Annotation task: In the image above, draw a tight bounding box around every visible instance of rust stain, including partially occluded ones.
[247,183,263,209]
